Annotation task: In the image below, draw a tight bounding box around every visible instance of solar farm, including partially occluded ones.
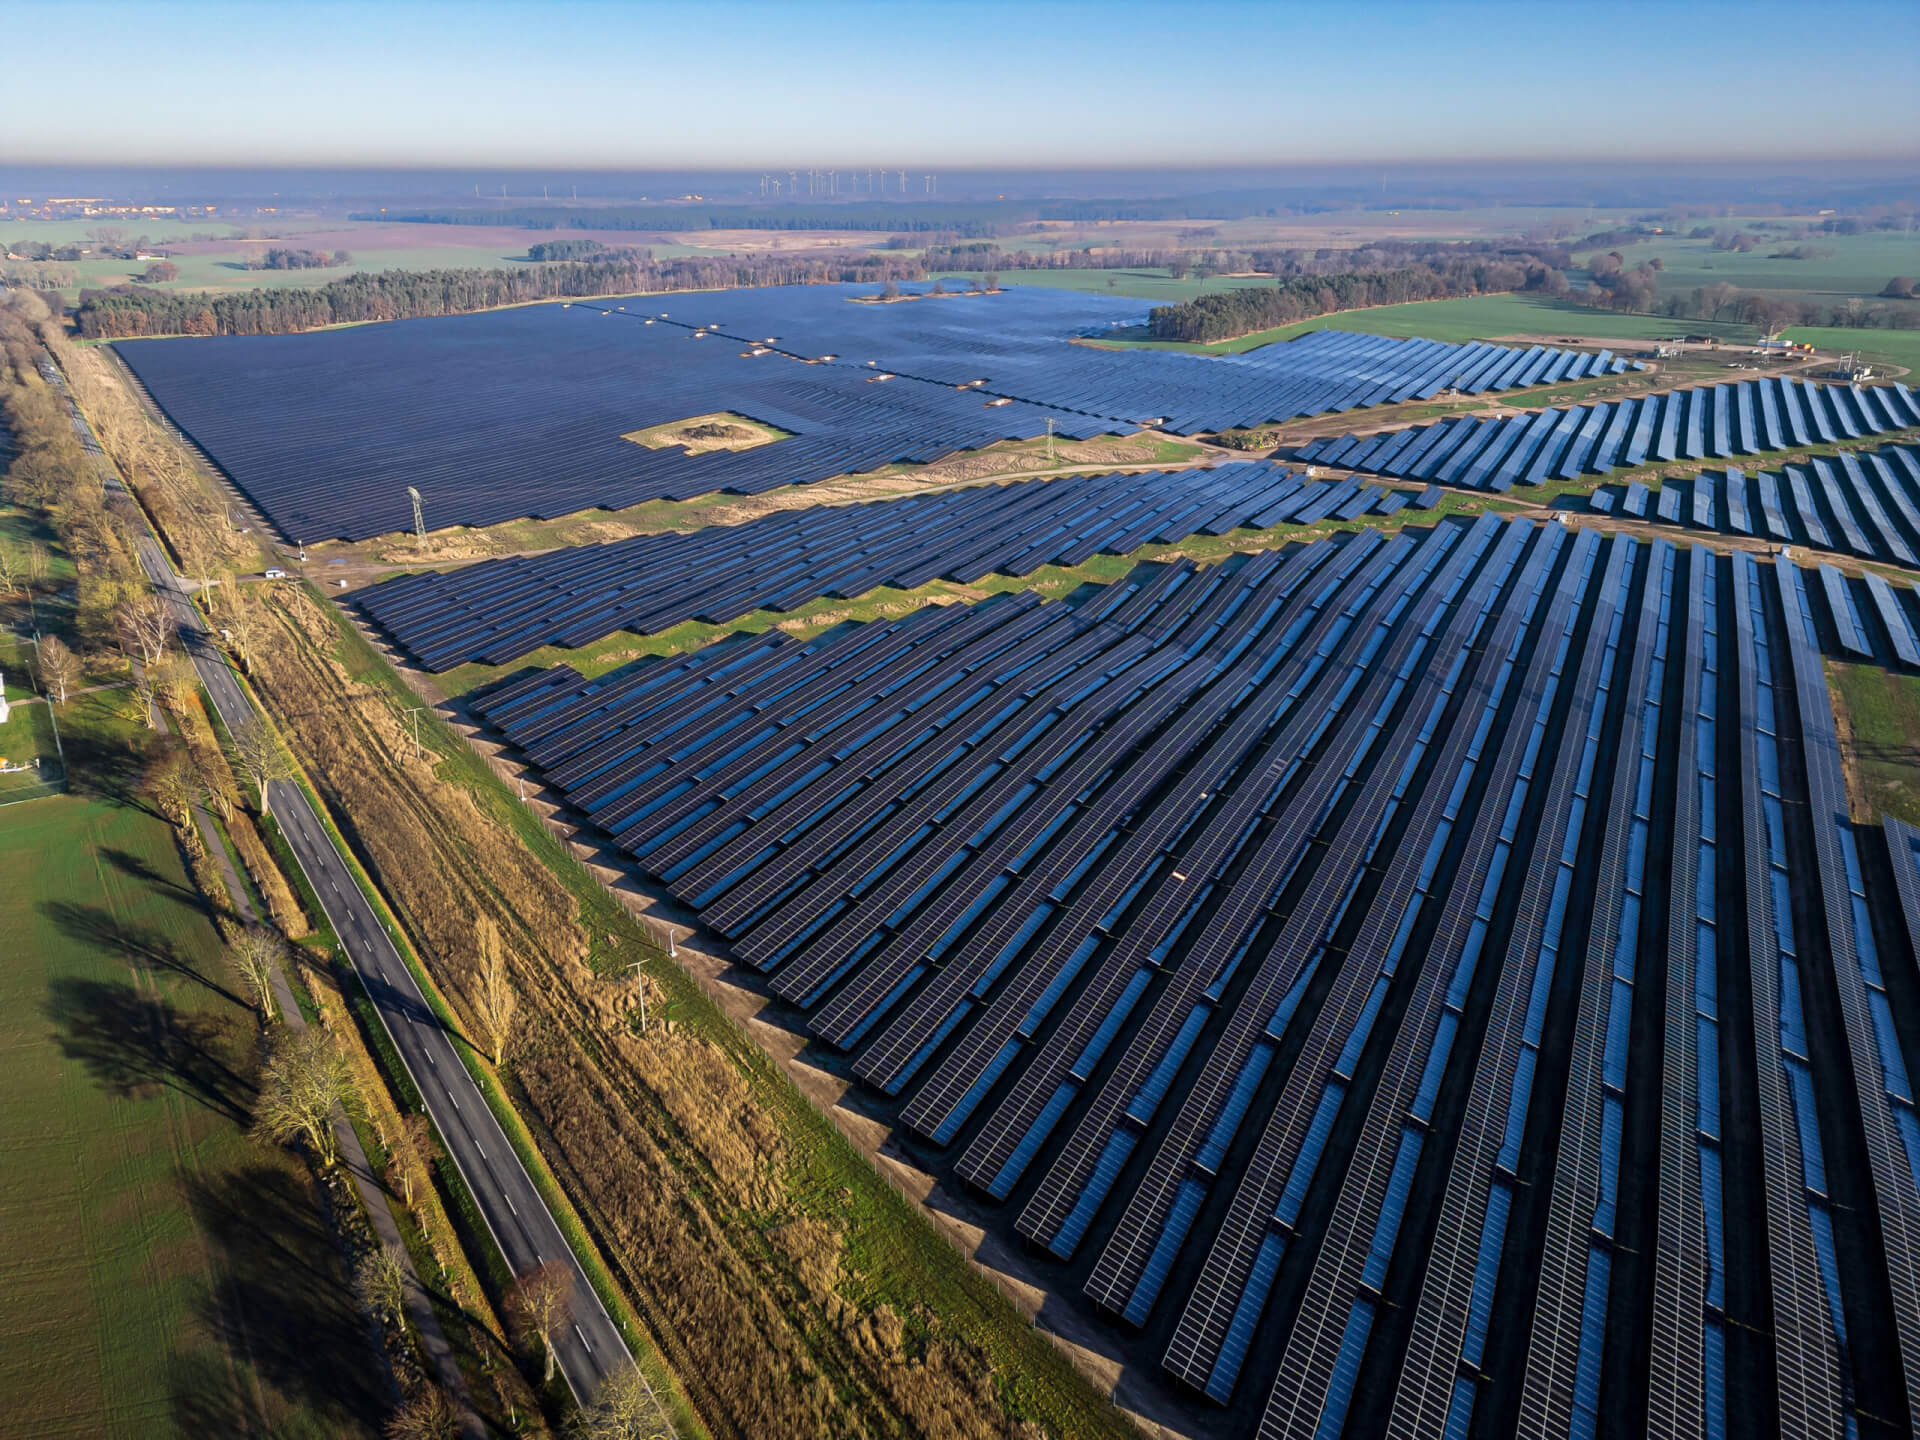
[101,275,1920,1438]
[112,284,1633,542]
[1586,442,1920,573]
[464,519,1920,1438]
[1298,376,1920,491]
[357,462,1406,671]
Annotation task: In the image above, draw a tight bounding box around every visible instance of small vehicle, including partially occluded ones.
[264,567,287,580]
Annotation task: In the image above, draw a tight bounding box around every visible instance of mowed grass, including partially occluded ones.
[1783,326,1920,376]
[0,691,386,1439]
[1827,658,1920,827]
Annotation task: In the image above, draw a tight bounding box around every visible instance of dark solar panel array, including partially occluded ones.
[1299,377,1920,491]
[114,281,1634,541]
[467,525,1920,1439]
[1593,444,1920,574]
[359,463,1397,671]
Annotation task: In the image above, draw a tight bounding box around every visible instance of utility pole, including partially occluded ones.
[1045,416,1055,465]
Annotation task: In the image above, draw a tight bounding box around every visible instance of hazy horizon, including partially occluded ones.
[6,0,1916,171]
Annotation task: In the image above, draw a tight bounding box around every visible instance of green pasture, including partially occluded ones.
[1827,658,1920,827]
[1782,326,1920,376]
[0,690,385,1438]
[1576,231,1920,302]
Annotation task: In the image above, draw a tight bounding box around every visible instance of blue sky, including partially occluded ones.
[8,0,1916,167]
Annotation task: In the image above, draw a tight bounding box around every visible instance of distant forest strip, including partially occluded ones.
[72,251,926,339]
[1146,255,1569,344]
[355,202,1033,236]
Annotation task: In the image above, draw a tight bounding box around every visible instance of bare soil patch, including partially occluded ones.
[622,411,792,454]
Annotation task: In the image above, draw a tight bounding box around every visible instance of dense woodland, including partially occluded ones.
[525,237,613,260]
[71,250,926,338]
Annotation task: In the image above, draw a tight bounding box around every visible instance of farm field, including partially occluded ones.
[464,524,1920,1440]
[1,216,720,298]
[0,692,386,1439]
[1576,230,1920,301]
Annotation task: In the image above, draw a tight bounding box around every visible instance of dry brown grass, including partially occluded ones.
[239,580,1089,1440]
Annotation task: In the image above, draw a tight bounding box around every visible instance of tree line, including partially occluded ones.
[243,247,351,270]
[1145,255,1567,343]
[71,250,928,338]
[525,237,612,260]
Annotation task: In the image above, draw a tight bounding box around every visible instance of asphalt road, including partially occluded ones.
[53,357,637,1406]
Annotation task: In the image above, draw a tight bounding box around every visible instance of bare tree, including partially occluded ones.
[473,915,518,1067]
[386,1384,460,1440]
[37,634,80,705]
[507,1259,573,1383]
[219,588,259,670]
[0,544,21,598]
[253,1027,354,1167]
[116,592,172,666]
[228,927,283,1022]
[198,759,235,822]
[129,661,161,729]
[154,654,197,715]
[567,1363,672,1440]
[232,717,295,814]
[356,1241,409,1327]
[388,1111,437,1206]
[145,746,197,826]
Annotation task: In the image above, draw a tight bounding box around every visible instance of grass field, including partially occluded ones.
[1828,658,1920,827]
[1576,231,1920,302]
[0,682,59,797]
[0,692,385,1438]
[1782,325,1920,376]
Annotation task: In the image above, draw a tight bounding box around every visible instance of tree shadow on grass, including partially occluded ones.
[99,844,204,910]
[178,1162,392,1438]
[42,899,244,1006]
[43,976,255,1125]
[60,719,154,811]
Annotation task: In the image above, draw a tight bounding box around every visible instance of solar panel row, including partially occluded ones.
[467,527,1920,1439]
[115,282,1634,541]
[1300,377,1920,492]
[357,463,1398,672]
[1595,445,1920,575]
